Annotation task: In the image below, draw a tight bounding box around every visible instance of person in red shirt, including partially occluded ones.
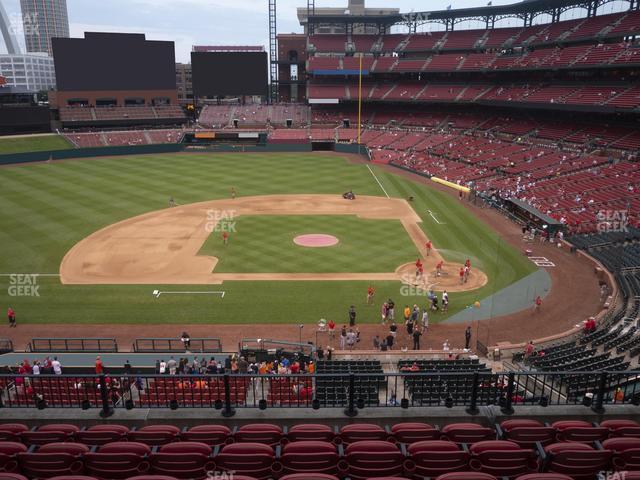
[290,361,300,374]
[327,319,336,340]
[465,259,471,270]
[222,231,228,245]
[459,267,465,284]
[415,258,423,269]
[534,295,542,312]
[436,261,443,277]
[95,356,103,375]
[367,286,375,305]
[7,307,15,328]
[425,241,432,256]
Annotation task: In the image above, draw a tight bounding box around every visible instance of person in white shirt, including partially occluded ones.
[32,362,40,375]
[51,357,62,375]
[159,360,167,374]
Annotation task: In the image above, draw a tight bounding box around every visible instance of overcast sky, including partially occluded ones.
[1,0,631,62]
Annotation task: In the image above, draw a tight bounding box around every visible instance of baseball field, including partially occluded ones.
[0,152,536,325]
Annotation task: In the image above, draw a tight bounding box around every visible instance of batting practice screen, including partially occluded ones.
[191,51,268,97]
[52,33,176,91]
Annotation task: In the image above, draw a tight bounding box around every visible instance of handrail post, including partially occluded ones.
[344,373,357,417]
[466,371,480,415]
[98,374,114,418]
[221,374,235,417]
[501,372,515,415]
[592,371,607,414]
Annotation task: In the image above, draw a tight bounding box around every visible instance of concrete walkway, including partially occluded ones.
[444,268,552,324]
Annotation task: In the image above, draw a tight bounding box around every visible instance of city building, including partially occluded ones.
[297,0,399,34]
[0,52,55,92]
[20,0,70,56]
[175,62,192,104]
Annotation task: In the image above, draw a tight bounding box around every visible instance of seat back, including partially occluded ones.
[84,452,150,479]
[603,437,640,471]
[339,424,387,445]
[555,426,609,443]
[182,425,232,446]
[544,444,612,480]
[234,424,283,446]
[435,473,498,480]
[76,429,127,446]
[279,441,338,475]
[38,443,89,455]
[149,452,215,479]
[287,424,335,442]
[442,424,494,444]
[20,430,73,446]
[215,442,274,480]
[502,426,556,448]
[407,440,470,477]
[344,441,405,480]
[470,441,537,477]
[18,452,84,478]
[128,430,179,446]
[390,423,440,444]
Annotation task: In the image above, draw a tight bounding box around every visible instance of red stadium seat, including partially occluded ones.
[234,424,284,446]
[390,422,440,444]
[274,440,339,477]
[603,437,640,471]
[0,442,27,472]
[337,424,388,445]
[551,420,608,443]
[0,475,29,480]
[280,475,339,480]
[436,474,497,480]
[38,443,90,455]
[441,423,495,444]
[600,419,640,438]
[126,477,180,480]
[287,424,335,442]
[499,420,556,448]
[405,440,470,478]
[541,442,612,480]
[128,426,180,446]
[0,425,28,442]
[149,442,215,479]
[181,425,232,446]
[20,427,76,446]
[48,477,99,480]
[339,441,405,480]
[515,475,572,480]
[84,442,151,479]
[468,440,538,477]
[214,442,275,480]
[17,452,84,479]
[76,425,129,445]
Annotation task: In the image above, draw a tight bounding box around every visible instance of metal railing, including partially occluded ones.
[0,339,13,354]
[132,338,222,353]
[27,338,118,353]
[1,370,640,417]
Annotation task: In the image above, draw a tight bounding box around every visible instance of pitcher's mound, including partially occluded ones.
[294,234,339,248]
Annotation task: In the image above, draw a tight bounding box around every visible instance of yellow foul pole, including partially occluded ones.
[357,53,363,145]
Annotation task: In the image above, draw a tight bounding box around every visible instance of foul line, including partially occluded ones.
[0,274,60,277]
[427,209,445,225]
[152,289,225,298]
[366,164,390,199]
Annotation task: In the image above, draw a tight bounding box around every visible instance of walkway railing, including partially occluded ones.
[1,370,639,417]
[26,338,118,353]
[132,338,222,353]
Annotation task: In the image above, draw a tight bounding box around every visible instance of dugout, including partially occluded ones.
[505,198,566,237]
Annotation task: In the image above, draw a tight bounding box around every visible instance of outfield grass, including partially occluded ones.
[0,153,537,325]
[0,135,73,155]
[199,215,419,273]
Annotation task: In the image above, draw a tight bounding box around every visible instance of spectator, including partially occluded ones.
[167,357,177,375]
[465,326,472,350]
[95,356,103,375]
[340,325,347,350]
[412,327,422,350]
[159,359,167,374]
[51,357,62,375]
[346,329,357,350]
[327,319,336,340]
[373,335,381,350]
[238,356,249,374]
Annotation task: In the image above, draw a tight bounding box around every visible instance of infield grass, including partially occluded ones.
[0,152,537,325]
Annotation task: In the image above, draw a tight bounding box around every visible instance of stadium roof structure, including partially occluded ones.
[306,0,639,29]
[193,45,265,52]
